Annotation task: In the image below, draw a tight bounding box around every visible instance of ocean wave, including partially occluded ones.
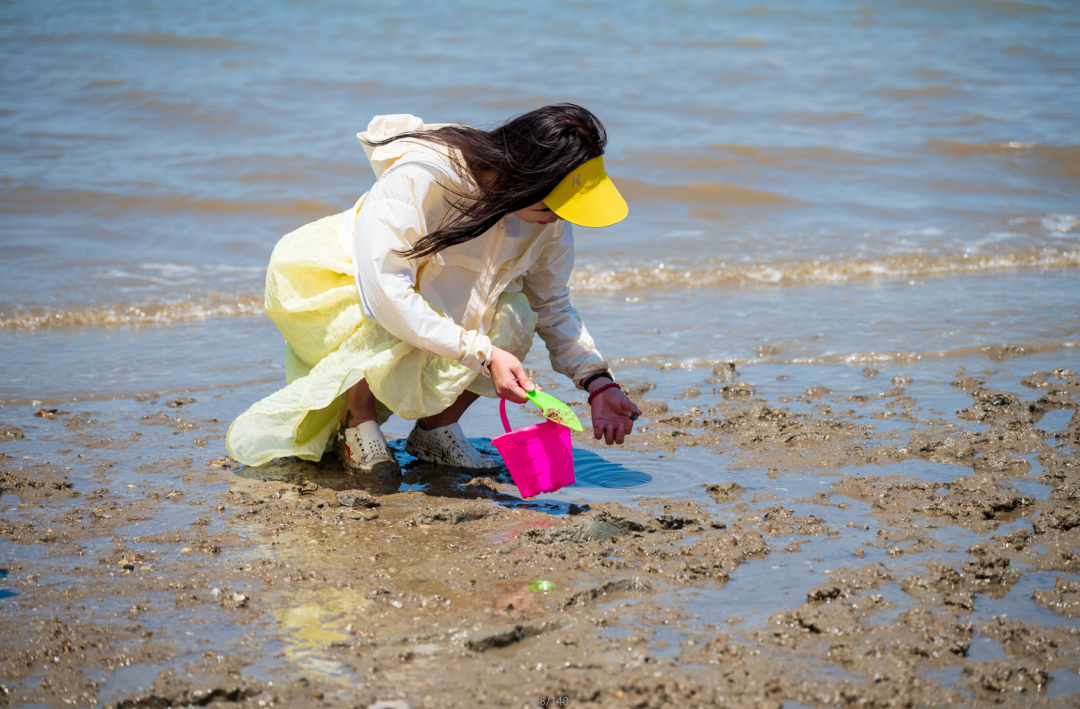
[111,32,236,49]
[87,263,265,290]
[617,143,887,171]
[1042,214,1079,233]
[0,184,338,219]
[617,177,802,208]
[927,139,1080,178]
[972,0,1055,16]
[0,296,264,332]
[5,250,1075,331]
[612,340,1077,371]
[877,86,969,100]
[790,111,863,124]
[830,341,1077,365]
[570,249,1080,292]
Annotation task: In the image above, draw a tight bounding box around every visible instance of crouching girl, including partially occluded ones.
[228,104,640,473]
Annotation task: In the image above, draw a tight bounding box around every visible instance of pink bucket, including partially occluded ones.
[491,398,575,498]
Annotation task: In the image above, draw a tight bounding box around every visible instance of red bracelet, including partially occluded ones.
[587,381,621,405]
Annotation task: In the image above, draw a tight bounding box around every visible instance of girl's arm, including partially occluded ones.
[521,223,641,444]
[519,221,609,387]
[350,162,492,376]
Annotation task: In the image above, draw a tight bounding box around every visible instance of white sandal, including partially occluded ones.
[404,422,501,469]
[334,420,399,474]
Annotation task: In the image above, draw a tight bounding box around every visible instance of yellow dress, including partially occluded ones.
[226,212,537,467]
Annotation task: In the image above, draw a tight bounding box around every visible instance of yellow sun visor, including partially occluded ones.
[543,156,628,228]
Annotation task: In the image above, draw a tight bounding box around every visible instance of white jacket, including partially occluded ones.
[336,114,609,388]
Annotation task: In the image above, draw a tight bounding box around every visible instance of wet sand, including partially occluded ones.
[2,356,1078,708]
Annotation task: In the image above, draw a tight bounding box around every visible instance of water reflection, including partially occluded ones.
[571,447,653,489]
[230,438,511,498]
[271,589,371,683]
[230,435,667,509]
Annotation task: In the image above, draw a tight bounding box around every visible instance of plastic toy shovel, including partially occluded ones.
[526,389,584,432]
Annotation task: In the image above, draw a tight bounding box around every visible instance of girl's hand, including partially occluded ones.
[589,380,642,445]
[488,347,535,404]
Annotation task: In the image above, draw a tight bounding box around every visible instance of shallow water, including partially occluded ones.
[2,0,1077,338]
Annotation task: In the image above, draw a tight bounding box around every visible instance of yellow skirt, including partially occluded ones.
[226,212,537,467]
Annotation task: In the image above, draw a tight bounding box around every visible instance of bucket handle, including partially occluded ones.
[499,398,512,434]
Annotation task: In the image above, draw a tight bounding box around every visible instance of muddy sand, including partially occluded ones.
[2,361,1079,708]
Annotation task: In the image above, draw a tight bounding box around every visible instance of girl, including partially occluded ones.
[227,104,641,473]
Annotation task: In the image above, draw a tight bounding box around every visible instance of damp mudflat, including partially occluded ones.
[3,354,1079,708]
[2,0,1080,707]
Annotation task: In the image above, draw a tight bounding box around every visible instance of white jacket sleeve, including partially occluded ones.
[520,222,610,388]
[351,162,492,374]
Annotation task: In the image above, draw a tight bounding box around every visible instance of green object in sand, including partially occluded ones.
[528,580,557,593]
[526,389,584,432]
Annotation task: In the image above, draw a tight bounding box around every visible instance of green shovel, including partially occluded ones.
[526,389,584,432]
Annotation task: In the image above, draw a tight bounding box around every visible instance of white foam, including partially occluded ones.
[662,230,706,238]
[139,262,199,274]
[746,267,782,283]
[1042,214,1079,234]
[898,226,945,237]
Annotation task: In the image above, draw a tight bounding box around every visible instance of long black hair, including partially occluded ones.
[363,103,607,260]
